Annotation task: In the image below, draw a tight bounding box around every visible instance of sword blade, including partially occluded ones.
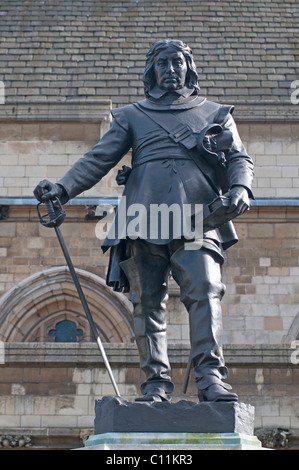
[54,226,121,397]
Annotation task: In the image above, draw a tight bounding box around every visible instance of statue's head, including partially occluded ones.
[143,40,199,97]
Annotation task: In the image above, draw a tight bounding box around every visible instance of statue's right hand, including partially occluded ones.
[33,179,63,202]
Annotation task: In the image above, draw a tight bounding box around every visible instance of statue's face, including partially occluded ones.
[153,47,188,91]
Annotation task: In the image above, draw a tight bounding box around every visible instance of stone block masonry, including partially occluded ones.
[0,119,126,198]
[1,204,299,346]
[1,121,299,199]
[0,343,297,449]
[0,0,298,451]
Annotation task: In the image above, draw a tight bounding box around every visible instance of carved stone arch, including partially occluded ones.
[282,312,299,344]
[0,266,134,343]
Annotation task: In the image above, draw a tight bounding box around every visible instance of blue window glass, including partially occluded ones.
[48,320,84,342]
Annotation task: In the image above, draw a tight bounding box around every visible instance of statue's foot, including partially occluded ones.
[198,383,238,403]
[135,393,171,403]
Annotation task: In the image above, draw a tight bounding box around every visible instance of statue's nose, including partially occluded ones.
[165,62,175,74]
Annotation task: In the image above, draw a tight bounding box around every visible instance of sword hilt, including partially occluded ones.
[37,198,66,228]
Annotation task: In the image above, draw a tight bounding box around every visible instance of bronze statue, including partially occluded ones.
[34,40,254,403]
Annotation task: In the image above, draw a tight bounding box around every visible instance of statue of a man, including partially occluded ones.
[34,40,254,403]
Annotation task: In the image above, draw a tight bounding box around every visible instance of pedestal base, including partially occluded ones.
[77,396,265,451]
[84,432,262,450]
[94,396,255,435]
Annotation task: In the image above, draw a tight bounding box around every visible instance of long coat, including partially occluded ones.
[57,94,254,291]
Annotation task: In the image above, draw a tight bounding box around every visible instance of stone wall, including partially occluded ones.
[0,0,298,451]
[0,343,297,449]
[0,100,122,198]
[0,109,299,449]
[1,116,299,199]
[1,204,299,346]
[238,121,299,198]
[1,202,299,448]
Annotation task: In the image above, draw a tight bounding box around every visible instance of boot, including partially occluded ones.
[170,245,238,402]
[119,253,174,402]
[198,383,238,402]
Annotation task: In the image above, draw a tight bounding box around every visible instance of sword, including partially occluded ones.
[37,198,121,397]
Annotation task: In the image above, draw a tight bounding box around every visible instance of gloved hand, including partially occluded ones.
[116,165,132,185]
[223,185,251,216]
[33,179,65,202]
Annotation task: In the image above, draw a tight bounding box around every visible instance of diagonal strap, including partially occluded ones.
[133,102,198,150]
[133,101,229,194]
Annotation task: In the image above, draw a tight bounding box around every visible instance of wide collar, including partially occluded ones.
[138,85,205,110]
[148,85,196,100]
[137,94,206,111]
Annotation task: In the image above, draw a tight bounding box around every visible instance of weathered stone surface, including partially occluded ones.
[94,396,255,436]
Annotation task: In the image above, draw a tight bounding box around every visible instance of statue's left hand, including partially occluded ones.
[224,185,251,216]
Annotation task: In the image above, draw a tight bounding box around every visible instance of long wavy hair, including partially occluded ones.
[143,40,200,97]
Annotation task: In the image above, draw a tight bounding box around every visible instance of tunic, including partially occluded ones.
[57,87,254,291]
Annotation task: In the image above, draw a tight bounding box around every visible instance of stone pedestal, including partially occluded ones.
[80,396,264,451]
[94,396,255,435]
[84,432,262,450]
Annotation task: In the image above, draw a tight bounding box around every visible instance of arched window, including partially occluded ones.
[48,320,84,342]
[0,267,134,343]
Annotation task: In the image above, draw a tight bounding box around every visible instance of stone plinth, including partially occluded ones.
[84,432,262,450]
[94,396,255,436]
[77,397,266,450]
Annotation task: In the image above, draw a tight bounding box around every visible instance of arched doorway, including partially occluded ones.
[0,266,134,343]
